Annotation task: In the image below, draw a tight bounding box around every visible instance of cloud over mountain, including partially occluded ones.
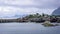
[0,0,59,18]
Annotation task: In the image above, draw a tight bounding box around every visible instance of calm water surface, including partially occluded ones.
[0,22,60,34]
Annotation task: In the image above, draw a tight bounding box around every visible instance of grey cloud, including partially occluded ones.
[0,0,59,8]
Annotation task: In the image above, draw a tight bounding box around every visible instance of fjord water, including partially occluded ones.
[0,23,60,34]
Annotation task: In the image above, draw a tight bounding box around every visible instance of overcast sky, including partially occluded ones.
[0,0,60,18]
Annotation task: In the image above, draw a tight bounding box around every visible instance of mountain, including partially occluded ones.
[52,7,60,15]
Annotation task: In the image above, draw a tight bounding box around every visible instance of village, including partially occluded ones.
[0,13,60,23]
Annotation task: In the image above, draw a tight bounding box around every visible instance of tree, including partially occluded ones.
[42,13,45,17]
[28,15,34,18]
[36,13,39,16]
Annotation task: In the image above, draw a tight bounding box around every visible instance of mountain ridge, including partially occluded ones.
[52,7,60,15]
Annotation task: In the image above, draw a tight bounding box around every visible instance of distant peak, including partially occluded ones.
[52,7,60,15]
